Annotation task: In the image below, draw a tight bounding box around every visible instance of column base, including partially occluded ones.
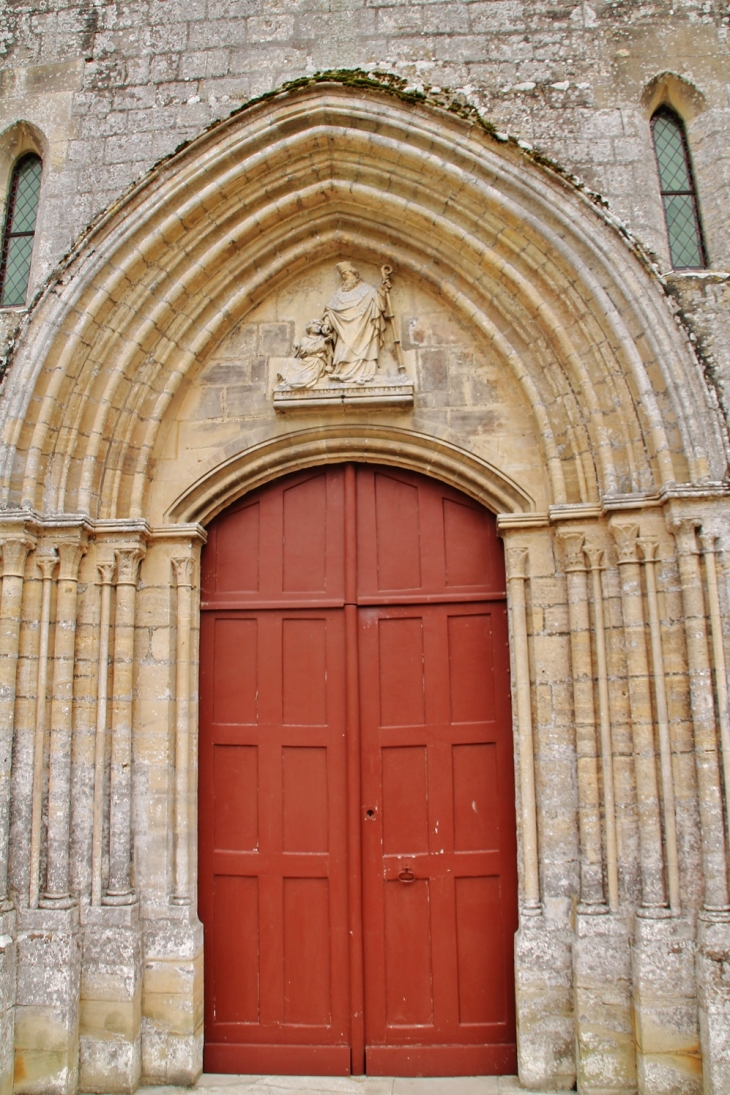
[515,910,576,1091]
[0,907,17,1095]
[14,906,81,1095]
[140,912,203,1086]
[696,912,730,1095]
[574,912,636,1095]
[633,914,702,1095]
[79,903,142,1094]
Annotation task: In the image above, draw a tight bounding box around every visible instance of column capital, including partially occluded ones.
[35,547,59,580]
[668,515,701,556]
[699,533,718,554]
[609,520,640,565]
[0,535,35,578]
[172,555,194,588]
[584,544,606,571]
[57,539,87,582]
[115,545,145,586]
[556,529,586,573]
[637,538,659,564]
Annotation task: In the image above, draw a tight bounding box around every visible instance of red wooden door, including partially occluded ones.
[199,465,517,1077]
[356,468,517,1076]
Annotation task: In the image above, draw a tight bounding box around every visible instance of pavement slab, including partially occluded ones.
[139,1076,566,1095]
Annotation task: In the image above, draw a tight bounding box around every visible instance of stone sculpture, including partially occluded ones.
[275,262,395,390]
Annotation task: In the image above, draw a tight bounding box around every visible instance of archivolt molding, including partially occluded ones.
[165,425,536,526]
[0,81,725,523]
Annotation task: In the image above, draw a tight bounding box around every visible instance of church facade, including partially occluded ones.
[1,3,730,1094]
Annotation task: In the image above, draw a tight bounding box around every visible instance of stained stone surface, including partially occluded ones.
[0,4,729,1095]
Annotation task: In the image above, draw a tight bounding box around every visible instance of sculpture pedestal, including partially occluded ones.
[273,378,414,412]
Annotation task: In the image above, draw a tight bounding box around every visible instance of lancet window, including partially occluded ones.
[0,153,42,307]
[651,108,706,269]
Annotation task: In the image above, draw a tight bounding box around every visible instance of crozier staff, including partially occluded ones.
[322,262,387,384]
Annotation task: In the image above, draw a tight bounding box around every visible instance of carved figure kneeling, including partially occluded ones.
[276,320,332,390]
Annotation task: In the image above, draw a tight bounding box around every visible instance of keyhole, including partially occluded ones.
[365,808,376,819]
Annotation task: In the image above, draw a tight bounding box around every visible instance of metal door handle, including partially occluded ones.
[398,866,416,883]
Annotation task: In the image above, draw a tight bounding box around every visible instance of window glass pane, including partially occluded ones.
[0,235,34,307]
[663,194,703,269]
[9,158,42,234]
[653,114,691,193]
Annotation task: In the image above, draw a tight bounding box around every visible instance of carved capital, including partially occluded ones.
[97,561,116,586]
[609,521,640,565]
[172,556,194,588]
[699,533,718,555]
[505,546,529,582]
[584,544,606,571]
[35,548,59,580]
[637,538,659,564]
[57,540,87,582]
[668,516,701,556]
[556,530,586,573]
[115,546,145,587]
[0,537,35,579]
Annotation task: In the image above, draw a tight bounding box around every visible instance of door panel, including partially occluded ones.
[359,601,517,1075]
[199,463,517,1078]
[201,466,345,608]
[199,608,350,1073]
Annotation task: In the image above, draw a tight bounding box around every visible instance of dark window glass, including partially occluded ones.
[0,154,42,307]
[651,109,706,269]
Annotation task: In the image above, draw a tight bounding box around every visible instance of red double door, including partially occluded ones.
[199,464,518,1077]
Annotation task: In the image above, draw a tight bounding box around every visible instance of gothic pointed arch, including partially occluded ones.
[0,79,724,526]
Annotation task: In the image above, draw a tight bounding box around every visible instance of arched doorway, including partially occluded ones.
[198,463,518,1077]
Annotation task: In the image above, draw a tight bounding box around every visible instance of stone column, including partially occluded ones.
[105,544,145,905]
[16,545,82,1095]
[585,544,619,912]
[671,519,730,1095]
[91,558,115,908]
[609,521,666,912]
[556,530,604,910]
[0,536,34,907]
[0,533,34,1095]
[171,555,193,908]
[141,537,204,1087]
[42,538,86,908]
[28,547,58,911]
[505,538,574,1091]
[670,518,729,913]
[505,545,540,915]
[637,538,680,914]
[568,534,635,1095]
[80,543,145,1093]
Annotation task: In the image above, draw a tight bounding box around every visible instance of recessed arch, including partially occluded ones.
[0,80,725,527]
[165,424,538,527]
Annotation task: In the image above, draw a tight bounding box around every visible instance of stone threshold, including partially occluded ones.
[140,1076,566,1095]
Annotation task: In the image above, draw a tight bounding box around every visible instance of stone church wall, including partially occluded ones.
[0,4,729,1095]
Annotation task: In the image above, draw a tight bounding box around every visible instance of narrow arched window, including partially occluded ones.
[0,153,42,307]
[651,108,706,269]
